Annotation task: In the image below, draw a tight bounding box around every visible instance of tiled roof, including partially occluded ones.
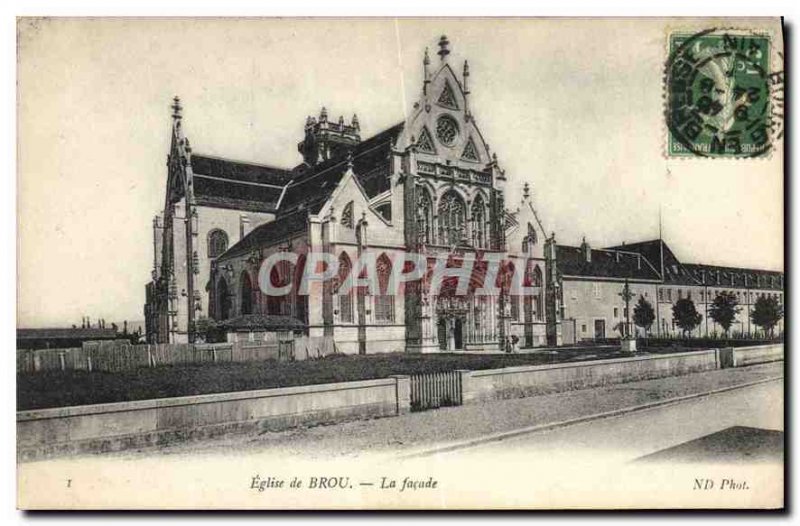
[605,239,784,289]
[193,175,284,213]
[17,328,118,340]
[682,263,784,290]
[218,314,306,331]
[217,209,309,261]
[556,245,662,281]
[191,154,293,185]
[190,154,293,213]
[278,122,404,215]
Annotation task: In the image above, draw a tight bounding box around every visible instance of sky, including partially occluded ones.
[16,18,784,328]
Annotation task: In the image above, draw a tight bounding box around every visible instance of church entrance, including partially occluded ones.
[436,316,465,351]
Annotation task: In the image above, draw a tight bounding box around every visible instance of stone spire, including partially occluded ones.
[171,96,182,122]
[523,182,530,200]
[319,106,328,123]
[351,114,360,130]
[423,47,431,94]
[437,35,450,61]
[463,60,470,116]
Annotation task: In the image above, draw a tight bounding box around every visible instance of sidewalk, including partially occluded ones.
[132,361,783,460]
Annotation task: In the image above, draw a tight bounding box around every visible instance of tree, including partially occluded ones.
[709,291,741,336]
[633,295,655,338]
[672,298,703,337]
[751,295,783,338]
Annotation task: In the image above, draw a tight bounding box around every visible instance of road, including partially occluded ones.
[411,378,783,465]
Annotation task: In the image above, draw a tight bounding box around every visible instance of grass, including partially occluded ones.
[17,343,732,411]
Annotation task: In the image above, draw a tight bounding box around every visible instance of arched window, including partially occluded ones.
[266,259,292,316]
[341,201,354,229]
[417,189,433,245]
[207,229,229,258]
[240,272,254,316]
[533,265,544,321]
[374,254,395,323]
[522,223,537,254]
[437,191,466,246]
[471,195,487,248]
[215,277,231,321]
[338,252,354,323]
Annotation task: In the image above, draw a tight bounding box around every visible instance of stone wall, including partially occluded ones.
[719,343,784,368]
[461,349,720,403]
[18,376,410,460]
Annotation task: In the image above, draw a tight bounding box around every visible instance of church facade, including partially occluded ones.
[144,36,556,351]
[144,35,783,350]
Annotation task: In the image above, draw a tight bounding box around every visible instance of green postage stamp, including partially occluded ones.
[665,28,780,158]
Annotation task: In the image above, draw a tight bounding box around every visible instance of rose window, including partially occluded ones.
[435,115,459,146]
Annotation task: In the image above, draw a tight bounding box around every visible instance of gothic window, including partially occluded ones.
[435,115,459,146]
[510,294,519,321]
[341,201,354,229]
[471,196,487,248]
[215,277,231,321]
[240,272,254,316]
[437,80,459,110]
[461,136,480,162]
[437,190,466,246]
[533,265,544,321]
[417,127,436,154]
[417,188,433,245]
[207,229,229,258]
[267,256,293,316]
[337,252,354,323]
[374,254,395,323]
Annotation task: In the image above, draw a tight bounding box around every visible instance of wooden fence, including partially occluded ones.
[410,371,463,412]
[17,336,337,374]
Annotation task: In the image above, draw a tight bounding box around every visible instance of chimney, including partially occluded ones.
[580,237,591,263]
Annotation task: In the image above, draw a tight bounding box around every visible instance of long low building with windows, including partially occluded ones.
[558,238,784,343]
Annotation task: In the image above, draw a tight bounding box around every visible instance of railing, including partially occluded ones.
[410,371,462,412]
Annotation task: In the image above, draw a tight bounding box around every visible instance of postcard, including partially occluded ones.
[16,17,784,510]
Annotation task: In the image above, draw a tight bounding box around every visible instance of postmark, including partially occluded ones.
[665,28,779,158]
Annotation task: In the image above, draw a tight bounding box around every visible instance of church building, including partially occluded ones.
[144,35,783,351]
[144,36,555,351]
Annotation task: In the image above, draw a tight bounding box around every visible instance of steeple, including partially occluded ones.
[171,96,182,122]
[463,60,471,117]
[437,35,450,61]
[423,47,431,95]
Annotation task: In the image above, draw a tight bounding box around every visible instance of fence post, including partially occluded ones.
[455,370,473,405]
[389,375,411,415]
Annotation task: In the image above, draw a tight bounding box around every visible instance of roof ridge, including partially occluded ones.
[191,152,294,173]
